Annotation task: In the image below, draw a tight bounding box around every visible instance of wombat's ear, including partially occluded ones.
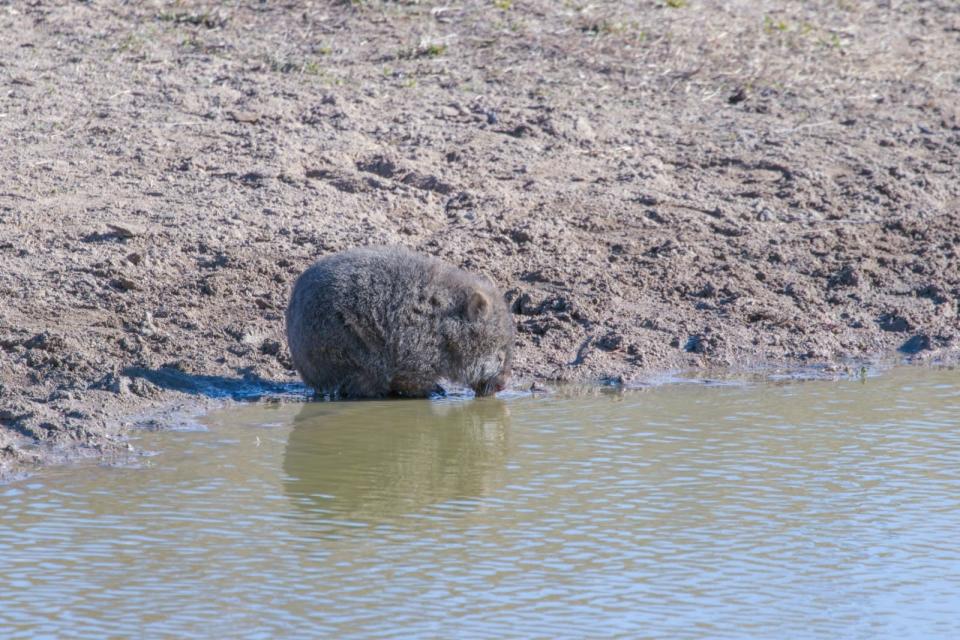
[466,290,490,321]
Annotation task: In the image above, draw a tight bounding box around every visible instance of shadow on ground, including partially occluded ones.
[123,366,309,401]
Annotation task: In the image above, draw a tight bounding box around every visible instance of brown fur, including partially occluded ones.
[286,246,514,398]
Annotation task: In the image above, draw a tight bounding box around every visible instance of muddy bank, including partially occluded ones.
[2,1,959,478]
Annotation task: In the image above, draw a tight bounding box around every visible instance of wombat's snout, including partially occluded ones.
[473,375,508,397]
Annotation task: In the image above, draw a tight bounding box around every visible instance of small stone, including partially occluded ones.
[504,123,535,138]
[601,375,625,387]
[138,312,158,337]
[162,359,199,375]
[399,171,454,194]
[357,155,399,179]
[756,208,774,222]
[254,297,276,310]
[240,171,268,186]
[129,378,160,398]
[510,292,537,316]
[260,339,282,356]
[107,222,145,238]
[574,116,595,140]
[229,111,260,124]
[684,334,708,354]
[126,252,143,266]
[942,107,960,130]
[509,228,533,244]
[240,329,261,346]
[828,264,859,288]
[694,282,717,298]
[119,336,140,353]
[227,344,252,357]
[199,278,217,296]
[112,276,140,292]
[728,87,747,104]
[100,371,131,395]
[445,191,476,215]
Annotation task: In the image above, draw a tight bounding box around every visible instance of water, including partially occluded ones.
[2,368,960,639]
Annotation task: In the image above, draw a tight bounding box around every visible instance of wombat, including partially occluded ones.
[286,246,514,398]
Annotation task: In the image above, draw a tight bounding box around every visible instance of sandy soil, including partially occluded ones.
[2,0,959,478]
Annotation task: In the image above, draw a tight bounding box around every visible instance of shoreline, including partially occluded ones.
[3,354,956,483]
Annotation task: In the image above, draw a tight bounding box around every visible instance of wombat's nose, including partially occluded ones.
[473,380,495,397]
[474,378,506,396]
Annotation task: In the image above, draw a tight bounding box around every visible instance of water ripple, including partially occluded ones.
[1,368,959,639]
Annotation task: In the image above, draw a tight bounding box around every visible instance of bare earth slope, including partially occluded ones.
[1,1,959,475]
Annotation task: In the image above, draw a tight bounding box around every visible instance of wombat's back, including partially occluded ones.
[286,246,512,398]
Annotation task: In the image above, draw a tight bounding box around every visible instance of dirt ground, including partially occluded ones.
[2,0,959,478]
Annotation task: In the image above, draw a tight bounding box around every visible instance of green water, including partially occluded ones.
[2,368,960,639]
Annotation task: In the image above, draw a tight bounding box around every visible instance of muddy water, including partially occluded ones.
[2,368,960,639]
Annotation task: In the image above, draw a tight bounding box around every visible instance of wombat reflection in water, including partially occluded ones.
[286,246,513,398]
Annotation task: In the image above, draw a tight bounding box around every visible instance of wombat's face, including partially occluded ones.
[457,288,514,397]
[471,346,512,397]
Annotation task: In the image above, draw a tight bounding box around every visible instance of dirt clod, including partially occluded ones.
[597,333,623,352]
[878,314,911,333]
[106,223,145,239]
[900,335,932,355]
